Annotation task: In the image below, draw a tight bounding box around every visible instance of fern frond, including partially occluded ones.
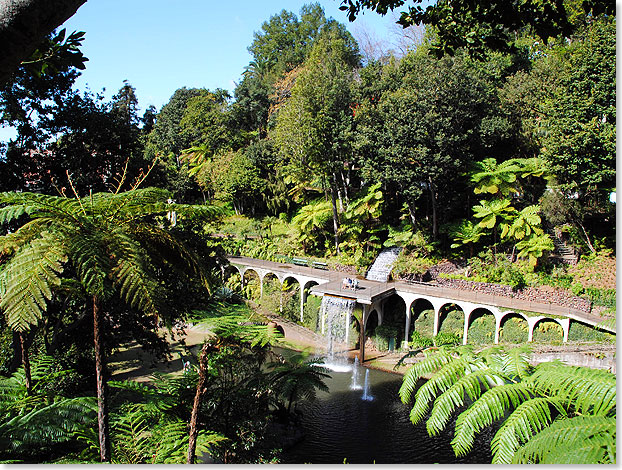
[499,344,532,380]
[65,231,110,299]
[131,224,212,293]
[194,303,283,347]
[452,383,534,457]
[490,396,565,464]
[528,362,616,416]
[427,369,503,437]
[408,358,469,426]
[512,415,616,464]
[111,408,151,464]
[0,232,67,331]
[399,348,455,403]
[109,234,157,315]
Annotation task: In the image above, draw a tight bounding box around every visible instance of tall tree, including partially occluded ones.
[273,30,360,253]
[357,50,508,238]
[338,0,614,58]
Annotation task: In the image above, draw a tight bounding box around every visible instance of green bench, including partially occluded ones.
[292,258,309,267]
[312,261,328,270]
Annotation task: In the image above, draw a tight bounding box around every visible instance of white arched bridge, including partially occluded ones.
[227,256,614,362]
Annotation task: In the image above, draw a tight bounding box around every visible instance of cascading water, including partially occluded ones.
[365,246,402,282]
[361,369,373,401]
[349,356,361,390]
[319,295,356,371]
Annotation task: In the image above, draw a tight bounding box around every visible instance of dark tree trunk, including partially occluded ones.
[92,296,111,462]
[406,200,417,229]
[187,341,210,464]
[330,174,340,254]
[428,177,438,239]
[19,331,31,394]
[0,0,87,85]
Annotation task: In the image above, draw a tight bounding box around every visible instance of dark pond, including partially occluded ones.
[280,359,492,464]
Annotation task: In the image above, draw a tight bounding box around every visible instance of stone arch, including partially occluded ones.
[465,307,496,345]
[411,298,436,337]
[365,308,381,337]
[531,318,565,343]
[301,280,320,325]
[241,268,262,299]
[222,264,240,281]
[437,303,465,341]
[381,294,407,344]
[498,312,529,344]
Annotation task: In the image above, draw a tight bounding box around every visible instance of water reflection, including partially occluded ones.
[281,365,492,464]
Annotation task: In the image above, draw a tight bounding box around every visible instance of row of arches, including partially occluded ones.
[224,264,323,322]
[224,262,573,347]
[363,293,571,347]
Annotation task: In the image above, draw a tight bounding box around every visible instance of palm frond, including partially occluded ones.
[0,232,67,331]
[512,415,616,464]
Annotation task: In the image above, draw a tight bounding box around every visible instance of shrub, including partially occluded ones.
[410,330,434,349]
[433,331,461,346]
[374,324,399,351]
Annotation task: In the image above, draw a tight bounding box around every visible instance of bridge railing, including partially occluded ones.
[397,280,592,319]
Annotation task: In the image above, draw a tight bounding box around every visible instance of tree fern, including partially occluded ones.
[399,347,456,403]
[408,357,472,425]
[426,369,504,437]
[400,346,617,465]
[0,232,67,331]
[490,396,565,464]
[513,415,616,464]
[527,362,616,416]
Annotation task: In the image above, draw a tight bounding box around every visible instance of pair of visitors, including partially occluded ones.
[342,277,359,291]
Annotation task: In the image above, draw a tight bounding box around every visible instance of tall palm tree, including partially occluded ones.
[0,188,219,462]
[399,345,616,464]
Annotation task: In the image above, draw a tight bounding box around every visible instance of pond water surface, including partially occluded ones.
[281,360,492,464]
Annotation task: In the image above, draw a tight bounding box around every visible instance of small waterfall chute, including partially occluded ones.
[365,246,402,282]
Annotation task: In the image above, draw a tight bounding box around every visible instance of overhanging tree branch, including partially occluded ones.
[0,0,87,85]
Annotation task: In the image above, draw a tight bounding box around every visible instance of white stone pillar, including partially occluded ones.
[300,283,306,323]
[403,302,412,350]
[494,315,502,344]
[559,318,570,343]
[433,306,441,336]
[462,311,471,345]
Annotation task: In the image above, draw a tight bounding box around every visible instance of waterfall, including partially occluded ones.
[365,246,402,282]
[319,295,355,371]
[361,369,373,401]
[349,356,361,390]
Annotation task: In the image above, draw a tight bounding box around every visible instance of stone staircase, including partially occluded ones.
[547,227,579,265]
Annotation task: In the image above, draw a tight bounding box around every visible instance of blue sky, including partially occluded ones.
[60,0,400,113]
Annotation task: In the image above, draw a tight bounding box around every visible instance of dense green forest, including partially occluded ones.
[0,0,615,464]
